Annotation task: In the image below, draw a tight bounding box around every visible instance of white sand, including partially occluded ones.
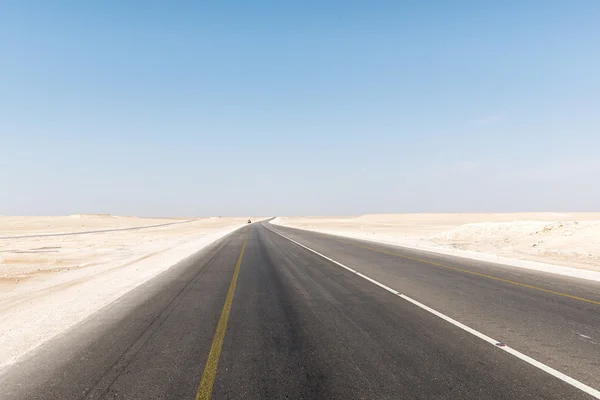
[271,213,600,277]
[0,214,190,237]
[0,215,262,370]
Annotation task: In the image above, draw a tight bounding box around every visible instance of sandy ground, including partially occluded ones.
[0,215,263,369]
[272,213,600,273]
[0,215,247,279]
[0,214,190,237]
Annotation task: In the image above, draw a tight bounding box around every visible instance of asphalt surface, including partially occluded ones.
[1,222,599,399]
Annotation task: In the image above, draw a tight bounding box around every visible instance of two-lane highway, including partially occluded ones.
[1,222,598,399]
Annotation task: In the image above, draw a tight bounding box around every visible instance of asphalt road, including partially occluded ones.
[1,222,599,399]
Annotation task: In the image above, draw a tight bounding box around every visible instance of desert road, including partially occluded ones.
[1,222,599,399]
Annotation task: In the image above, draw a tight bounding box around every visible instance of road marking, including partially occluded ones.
[196,234,248,400]
[264,226,600,399]
[346,241,600,306]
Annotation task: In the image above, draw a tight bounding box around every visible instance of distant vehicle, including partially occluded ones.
[247,219,251,224]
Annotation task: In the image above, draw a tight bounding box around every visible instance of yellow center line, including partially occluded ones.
[196,234,248,400]
[344,241,600,306]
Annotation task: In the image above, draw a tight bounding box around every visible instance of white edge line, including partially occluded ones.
[263,224,600,399]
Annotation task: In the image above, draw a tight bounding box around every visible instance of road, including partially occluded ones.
[1,222,599,399]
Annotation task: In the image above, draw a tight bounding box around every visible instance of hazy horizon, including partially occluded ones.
[2,1,599,216]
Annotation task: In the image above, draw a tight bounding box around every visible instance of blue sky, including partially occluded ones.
[1,1,599,216]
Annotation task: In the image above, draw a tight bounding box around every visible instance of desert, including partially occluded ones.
[272,213,600,272]
[0,215,263,368]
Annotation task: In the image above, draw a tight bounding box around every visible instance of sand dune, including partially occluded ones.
[272,213,600,272]
[0,214,189,236]
[0,216,251,278]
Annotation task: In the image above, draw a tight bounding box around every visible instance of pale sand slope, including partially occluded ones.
[0,214,191,237]
[0,215,263,369]
[272,213,600,275]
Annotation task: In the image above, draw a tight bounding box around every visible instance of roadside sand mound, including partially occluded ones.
[272,214,600,271]
[430,220,600,267]
[0,215,187,236]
